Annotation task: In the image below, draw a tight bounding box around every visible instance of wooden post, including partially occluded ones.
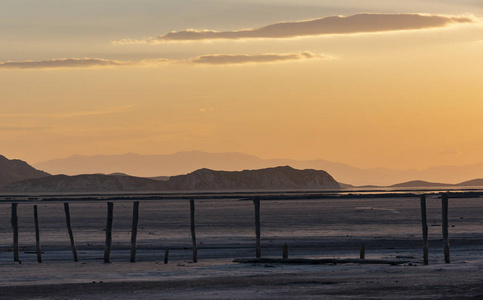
[130,201,140,263]
[104,202,114,263]
[420,195,429,265]
[64,202,78,262]
[190,199,198,263]
[360,242,366,259]
[33,205,42,263]
[442,193,450,263]
[11,203,19,262]
[283,242,288,259]
[254,198,261,258]
[164,249,169,264]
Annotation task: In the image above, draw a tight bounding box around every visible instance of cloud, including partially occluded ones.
[0,52,321,69]
[0,58,135,69]
[189,52,324,65]
[120,13,475,43]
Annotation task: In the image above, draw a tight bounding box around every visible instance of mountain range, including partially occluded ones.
[1,166,340,193]
[34,151,483,186]
[388,179,483,189]
[2,153,482,193]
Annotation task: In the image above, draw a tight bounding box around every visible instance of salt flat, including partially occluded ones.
[0,195,482,298]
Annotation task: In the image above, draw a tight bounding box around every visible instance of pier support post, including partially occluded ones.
[442,193,450,263]
[130,201,140,263]
[420,195,429,265]
[34,205,42,263]
[190,199,198,263]
[64,203,78,262]
[104,202,114,263]
[283,242,288,259]
[254,198,261,258]
[11,203,19,262]
[360,242,366,260]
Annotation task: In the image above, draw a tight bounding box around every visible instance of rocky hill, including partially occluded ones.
[1,174,162,193]
[1,166,340,193]
[165,166,340,191]
[0,155,50,187]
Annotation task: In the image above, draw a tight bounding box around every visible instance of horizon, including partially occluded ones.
[3,150,482,186]
[2,1,483,171]
[13,150,483,172]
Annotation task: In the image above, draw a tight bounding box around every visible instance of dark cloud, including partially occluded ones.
[0,52,323,69]
[151,13,475,42]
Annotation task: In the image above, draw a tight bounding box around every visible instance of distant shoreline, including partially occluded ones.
[1,187,483,202]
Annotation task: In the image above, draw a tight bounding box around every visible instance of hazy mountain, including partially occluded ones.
[33,151,483,186]
[377,178,483,189]
[389,180,451,188]
[1,166,339,193]
[0,155,50,187]
[34,151,268,177]
[456,178,483,187]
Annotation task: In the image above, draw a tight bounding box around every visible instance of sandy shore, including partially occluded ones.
[1,195,482,298]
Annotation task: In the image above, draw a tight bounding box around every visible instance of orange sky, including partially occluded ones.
[1,1,483,170]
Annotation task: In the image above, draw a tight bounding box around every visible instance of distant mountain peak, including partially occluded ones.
[0,154,51,187]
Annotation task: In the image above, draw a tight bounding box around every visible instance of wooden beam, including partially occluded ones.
[360,242,366,260]
[442,193,450,263]
[33,205,42,263]
[164,249,169,264]
[130,201,140,263]
[254,198,261,258]
[420,195,429,265]
[104,202,114,263]
[63,202,78,262]
[11,203,19,262]
[190,199,198,263]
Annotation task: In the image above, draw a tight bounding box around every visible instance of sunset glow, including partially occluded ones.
[2,0,483,170]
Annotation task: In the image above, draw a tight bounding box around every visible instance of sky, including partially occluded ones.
[1,0,483,170]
